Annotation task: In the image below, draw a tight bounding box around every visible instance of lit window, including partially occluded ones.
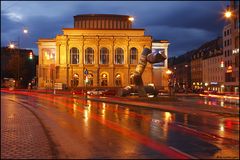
[87,73,93,86]
[101,73,108,86]
[43,48,55,61]
[70,47,79,64]
[130,47,138,64]
[115,74,122,86]
[85,47,94,64]
[100,47,109,64]
[115,48,124,64]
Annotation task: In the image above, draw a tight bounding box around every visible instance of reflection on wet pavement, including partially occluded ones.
[42,94,239,158]
[1,91,239,159]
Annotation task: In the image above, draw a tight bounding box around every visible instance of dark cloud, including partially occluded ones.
[145,25,218,55]
[1,1,227,57]
[136,1,225,30]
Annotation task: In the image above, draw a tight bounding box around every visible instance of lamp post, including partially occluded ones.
[184,64,189,93]
[8,28,29,88]
[128,16,134,28]
[224,7,232,19]
[166,69,174,96]
[84,69,89,99]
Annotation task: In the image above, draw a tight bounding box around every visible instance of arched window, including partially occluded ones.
[101,73,108,86]
[70,47,79,64]
[87,73,93,86]
[115,48,124,64]
[100,47,109,64]
[85,47,94,64]
[130,47,138,64]
[115,74,122,86]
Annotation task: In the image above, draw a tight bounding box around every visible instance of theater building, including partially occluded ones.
[37,14,168,89]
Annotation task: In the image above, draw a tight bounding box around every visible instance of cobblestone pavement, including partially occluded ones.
[1,96,56,159]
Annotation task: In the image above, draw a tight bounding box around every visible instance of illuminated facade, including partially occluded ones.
[37,14,156,89]
[152,40,170,90]
[202,37,224,92]
[223,1,239,94]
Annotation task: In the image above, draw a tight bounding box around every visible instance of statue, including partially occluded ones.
[118,48,166,97]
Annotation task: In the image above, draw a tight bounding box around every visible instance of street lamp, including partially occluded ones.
[128,16,134,28]
[224,10,232,18]
[23,28,28,34]
[9,43,15,49]
[224,5,233,19]
[128,17,134,22]
[8,28,29,88]
[166,69,172,75]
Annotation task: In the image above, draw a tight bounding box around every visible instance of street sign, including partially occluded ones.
[84,69,88,75]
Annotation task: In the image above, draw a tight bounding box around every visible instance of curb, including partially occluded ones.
[72,96,239,117]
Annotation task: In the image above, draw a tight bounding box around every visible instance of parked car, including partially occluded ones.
[87,89,106,95]
[129,92,139,96]
[102,89,117,96]
[158,89,168,96]
[73,89,84,95]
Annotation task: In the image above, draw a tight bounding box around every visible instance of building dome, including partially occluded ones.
[74,14,134,29]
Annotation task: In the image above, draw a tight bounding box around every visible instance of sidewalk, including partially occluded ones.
[1,97,56,159]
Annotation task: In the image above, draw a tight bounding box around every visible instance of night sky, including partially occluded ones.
[1,1,229,57]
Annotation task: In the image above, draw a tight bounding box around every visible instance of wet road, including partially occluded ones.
[1,90,239,159]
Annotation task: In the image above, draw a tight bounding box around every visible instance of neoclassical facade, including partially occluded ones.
[37,14,155,89]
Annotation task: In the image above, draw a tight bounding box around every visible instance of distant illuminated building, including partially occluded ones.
[168,50,194,91]
[202,37,224,92]
[222,1,239,94]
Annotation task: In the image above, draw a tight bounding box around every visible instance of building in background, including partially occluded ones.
[191,38,222,91]
[191,48,204,90]
[1,47,38,88]
[37,14,157,89]
[202,37,224,92]
[152,40,170,90]
[223,24,234,87]
[223,1,239,94]
[170,50,195,92]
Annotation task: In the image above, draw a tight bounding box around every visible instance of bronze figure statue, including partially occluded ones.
[118,48,166,97]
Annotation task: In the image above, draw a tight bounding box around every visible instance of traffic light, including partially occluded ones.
[29,52,33,60]
[220,61,224,68]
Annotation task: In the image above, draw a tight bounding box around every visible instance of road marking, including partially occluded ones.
[169,146,197,159]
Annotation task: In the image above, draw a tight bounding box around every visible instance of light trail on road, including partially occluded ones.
[1,89,239,159]
[20,91,193,159]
